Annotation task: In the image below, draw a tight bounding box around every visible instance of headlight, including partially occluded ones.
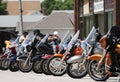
[116,44,120,48]
[73,46,83,55]
[26,45,32,52]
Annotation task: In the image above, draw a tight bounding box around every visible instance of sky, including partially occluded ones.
[40,0,44,2]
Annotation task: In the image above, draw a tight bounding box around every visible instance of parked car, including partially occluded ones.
[0,31,17,53]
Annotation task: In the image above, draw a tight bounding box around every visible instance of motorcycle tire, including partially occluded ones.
[0,59,2,69]
[67,62,87,78]
[18,59,32,72]
[32,60,42,74]
[47,56,67,76]
[88,60,109,81]
[1,58,9,70]
[9,62,19,72]
[41,59,51,75]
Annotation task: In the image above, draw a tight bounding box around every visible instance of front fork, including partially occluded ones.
[96,46,111,74]
[104,53,112,75]
[96,45,110,70]
[55,51,68,70]
[96,49,106,70]
[79,57,88,70]
[24,50,33,67]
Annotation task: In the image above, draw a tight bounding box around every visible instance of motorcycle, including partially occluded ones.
[66,26,102,78]
[87,27,120,81]
[8,47,19,72]
[47,31,80,76]
[0,50,9,70]
[32,34,54,74]
[0,36,19,71]
[41,31,71,75]
[17,31,37,72]
[8,36,20,72]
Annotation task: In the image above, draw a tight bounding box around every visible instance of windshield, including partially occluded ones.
[36,34,49,48]
[21,31,35,47]
[59,31,71,49]
[59,31,70,48]
[12,36,20,44]
[9,36,20,47]
[67,30,80,51]
[84,26,98,45]
[58,31,72,53]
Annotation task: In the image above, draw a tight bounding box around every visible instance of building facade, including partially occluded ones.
[25,11,75,38]
[0,0,43,32]
[74,0,120,39]
[6,0,41,15]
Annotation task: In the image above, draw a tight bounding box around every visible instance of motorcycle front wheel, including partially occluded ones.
[19,60,32,72]
[9,62,19,72]
[47,56,67,76]
[41,59,51,75]
[67,62,87,78]
[32,60,42,74]
[1,58,9,70]
[88,60,109,81]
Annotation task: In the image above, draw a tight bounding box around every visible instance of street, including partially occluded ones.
[0,70,119,82]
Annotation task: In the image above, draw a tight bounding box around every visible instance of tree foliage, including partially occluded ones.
[0,2,7,15]
[41,0,74,15]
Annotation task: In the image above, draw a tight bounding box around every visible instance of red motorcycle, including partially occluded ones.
[0,36,19,71]
[0,46,16,70]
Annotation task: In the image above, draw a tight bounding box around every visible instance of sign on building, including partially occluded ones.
[94,0,104,13]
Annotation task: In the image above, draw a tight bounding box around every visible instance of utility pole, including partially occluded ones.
[74,0,80,33]
[18,0,23,35]
[0,0,1,4]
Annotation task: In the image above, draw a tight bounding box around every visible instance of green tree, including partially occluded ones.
[41,0,74,15]
[61,0,74,10]
[53,0,63,10]
[0,1,7,15]
[41,0,56,15]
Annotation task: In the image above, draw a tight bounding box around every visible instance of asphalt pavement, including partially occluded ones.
[0,70,119,82]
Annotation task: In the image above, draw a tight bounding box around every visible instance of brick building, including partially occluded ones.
[6,0,41,15]
[0,0,43,32]
[74,0,120,39]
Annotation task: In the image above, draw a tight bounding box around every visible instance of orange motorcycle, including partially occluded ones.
[47,31,82,76]
[88,27,120,81]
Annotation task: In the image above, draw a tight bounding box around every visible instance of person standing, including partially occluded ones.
[19,32,28,44]
[53,31,61,44]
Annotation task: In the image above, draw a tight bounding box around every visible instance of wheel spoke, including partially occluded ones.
[49,57,67,75]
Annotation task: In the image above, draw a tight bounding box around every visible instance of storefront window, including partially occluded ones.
[84,16,93,37]
[108,11,114,29]
[98,14,104,34]
[94,0,103,2]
